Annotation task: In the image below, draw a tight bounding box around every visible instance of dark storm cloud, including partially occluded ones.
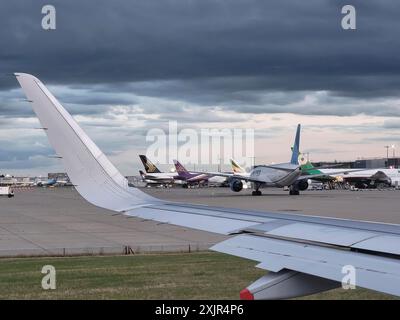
[2,0,400,174]
[1,0,400,98]
[0,88,114,118]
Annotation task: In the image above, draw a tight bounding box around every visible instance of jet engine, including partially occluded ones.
[296,179,309,191]
[229,179,243,192]
[240,270,339,300]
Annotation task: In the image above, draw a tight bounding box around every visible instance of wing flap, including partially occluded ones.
[126,204,261,235]
[352,235,400,256]
[265,222,379,247]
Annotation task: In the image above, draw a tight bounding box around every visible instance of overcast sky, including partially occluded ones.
[1,0,400,176]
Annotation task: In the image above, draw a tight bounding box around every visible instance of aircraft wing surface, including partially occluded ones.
[299,169,366,181]
[190,171,266,184]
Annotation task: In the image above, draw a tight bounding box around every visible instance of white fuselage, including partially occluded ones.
[143,172,178,180]
[141,172,179,185]
[249,163,302,187]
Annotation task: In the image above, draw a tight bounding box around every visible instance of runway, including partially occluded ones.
[0,187,399,257]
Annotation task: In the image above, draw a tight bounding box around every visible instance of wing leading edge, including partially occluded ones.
[15,73,400,299]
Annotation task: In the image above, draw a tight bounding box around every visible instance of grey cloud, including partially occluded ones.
[1,0,400,98]
[0,148,50,162]
[0,155,59,171]
[0,134,52,160]
[2,0,400,121]
[363,135,400,143]
[328,139,366,145]
[2,0,400,174]
[383,119,400,129]
[302,148,346,155]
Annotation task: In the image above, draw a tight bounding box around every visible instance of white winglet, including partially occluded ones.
[15,73,157,212]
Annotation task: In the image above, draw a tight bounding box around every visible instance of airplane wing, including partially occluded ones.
[298,169,366,181]
[187,171,266,184]
[16,73,400,300]
[187,174,209,182]
[342,170,389,180]
[191,171,232,178]
[371,171,390,180]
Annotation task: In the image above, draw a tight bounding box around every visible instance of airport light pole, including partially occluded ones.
[392,145,396,158]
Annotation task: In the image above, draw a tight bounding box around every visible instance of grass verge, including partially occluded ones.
[0,252,395,300]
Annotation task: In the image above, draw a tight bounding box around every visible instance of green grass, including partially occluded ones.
[0,252,395,300]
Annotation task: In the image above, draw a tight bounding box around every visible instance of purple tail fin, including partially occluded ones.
[173,160,190,178]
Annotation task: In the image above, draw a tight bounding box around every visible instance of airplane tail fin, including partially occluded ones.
[15,73,156,211]
[173,160,190,177]
[290,124,301,165]
[139,154,161,173]
[230,158,246,174]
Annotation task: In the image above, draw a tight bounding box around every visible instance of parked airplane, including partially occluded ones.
[229,158,251,188]
[139,155,225,187]
[300,162,400,189]
[174,160,208,185]
[173,160,226,186]
[138,170,171,187]
[35,178,57,187]
[340,168,400,189]
[16,73,400,299]
[139,155,176,184]
[55,179,71,186]
[199,125,352,195]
